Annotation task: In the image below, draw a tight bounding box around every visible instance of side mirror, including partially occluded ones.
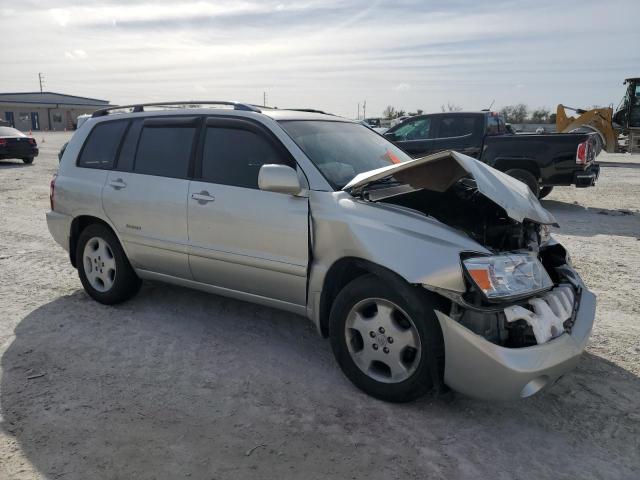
[384,132,397,141]
[258,164,302,195]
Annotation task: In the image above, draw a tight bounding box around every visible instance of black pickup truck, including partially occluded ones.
[383,111,600,198]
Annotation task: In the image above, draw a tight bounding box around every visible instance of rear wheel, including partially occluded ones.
[76,224,141,304]
[22,157,34,164]
[329,274,444,402]
[505,168,539,197]
[539,186,554,199]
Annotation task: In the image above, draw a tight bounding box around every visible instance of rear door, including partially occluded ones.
[102,116,199,279]
[187,117,308,306]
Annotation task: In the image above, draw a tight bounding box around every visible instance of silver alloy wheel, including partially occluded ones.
[83,236,116,293]
[345,298,422,383]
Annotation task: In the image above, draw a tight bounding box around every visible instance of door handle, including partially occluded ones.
[108,178,126,190]
[191,191,215,204]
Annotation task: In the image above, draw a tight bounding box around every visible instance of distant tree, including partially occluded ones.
[396,109,406,117]
[531,107,551,123]
[548,113,557,124]
[500,104,528,123]
[441,102,462,112]
[383,105,397,119]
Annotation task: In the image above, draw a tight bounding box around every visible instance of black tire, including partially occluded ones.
[539,186,554,199]
[329,273,445,403]
[505,168,539,197]
[76,223,141,304]
[22,157,34,164]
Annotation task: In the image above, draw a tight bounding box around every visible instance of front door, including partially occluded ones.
[102,116,198,279]
[187,117,309,306]
[385,116,435,158]
[30,112,40,131]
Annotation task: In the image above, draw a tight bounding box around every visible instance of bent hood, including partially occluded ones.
[343,150,557,225]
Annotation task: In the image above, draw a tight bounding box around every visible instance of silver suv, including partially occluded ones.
[47,101,596,402]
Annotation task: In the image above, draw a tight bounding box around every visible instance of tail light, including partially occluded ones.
[28,138,36,145]
[0,139,7,146]
[49,174,57,210]
[576,140,590,165]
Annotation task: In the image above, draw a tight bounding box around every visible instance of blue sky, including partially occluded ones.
[1,0,638,117]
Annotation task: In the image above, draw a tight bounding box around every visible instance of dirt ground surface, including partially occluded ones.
[0,132,639,480]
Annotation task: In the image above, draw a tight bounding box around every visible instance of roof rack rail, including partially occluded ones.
[284,108,333,115]
[92,101,261,118]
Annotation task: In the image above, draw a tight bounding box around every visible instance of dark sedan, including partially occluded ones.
[0,127,38,164]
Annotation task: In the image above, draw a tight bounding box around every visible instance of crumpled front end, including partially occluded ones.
[433,263,596,400]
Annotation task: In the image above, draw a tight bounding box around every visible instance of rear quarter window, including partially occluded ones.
[77,120,128,169]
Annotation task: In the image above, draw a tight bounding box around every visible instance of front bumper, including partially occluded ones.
[574,163,600,188]
[435,275,596,401]
[46,210,72,253]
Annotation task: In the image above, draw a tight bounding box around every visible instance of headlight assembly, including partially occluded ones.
[463,254,553,301]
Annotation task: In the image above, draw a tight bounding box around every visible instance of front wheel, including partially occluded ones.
[76,224,141,304]
[329,274,445,402]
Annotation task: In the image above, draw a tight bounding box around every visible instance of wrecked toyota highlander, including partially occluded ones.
[46,104,596,402]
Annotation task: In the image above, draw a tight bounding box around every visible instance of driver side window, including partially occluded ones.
[393,118,431,141]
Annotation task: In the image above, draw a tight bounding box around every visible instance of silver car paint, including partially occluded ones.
[47,108,596,400]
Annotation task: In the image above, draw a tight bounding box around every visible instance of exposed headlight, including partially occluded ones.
[463,254,553,300]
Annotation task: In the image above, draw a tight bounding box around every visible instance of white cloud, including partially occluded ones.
[3,1,639,117]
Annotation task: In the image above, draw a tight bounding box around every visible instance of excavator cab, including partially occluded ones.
[613,78,640,129]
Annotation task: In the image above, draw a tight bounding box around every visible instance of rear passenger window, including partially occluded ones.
[78,121,128,169]
[487,116,500,135]
[134,125,195,178]
[201,128,289,188]
[437,116,477,138]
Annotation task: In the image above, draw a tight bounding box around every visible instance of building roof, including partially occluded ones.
[0,92,110,106]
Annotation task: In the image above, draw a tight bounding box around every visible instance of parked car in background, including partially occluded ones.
[0,126,38,164]
[47,102,595,402]
[384,111,600,198]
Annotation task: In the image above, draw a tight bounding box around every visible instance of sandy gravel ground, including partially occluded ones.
[0,132,639,479]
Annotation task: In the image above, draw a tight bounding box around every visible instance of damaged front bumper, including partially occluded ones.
[434,271,596,401]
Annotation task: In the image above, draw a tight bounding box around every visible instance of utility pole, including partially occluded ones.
[38,72,45,93]
[263,91,267,107]
[357,102,360,119]
[362,100,366,120]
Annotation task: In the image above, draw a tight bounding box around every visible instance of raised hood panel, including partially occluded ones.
[343,150,557,225]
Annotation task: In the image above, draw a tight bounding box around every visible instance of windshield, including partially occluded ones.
[278,120,412,189]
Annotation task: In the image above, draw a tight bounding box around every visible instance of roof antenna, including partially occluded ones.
[488,99,495,111]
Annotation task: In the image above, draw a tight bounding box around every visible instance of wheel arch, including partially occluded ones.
[318,257,426,338]
[69,215,121,268]
[492,158,541,179]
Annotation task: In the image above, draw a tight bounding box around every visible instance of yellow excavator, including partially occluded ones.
[556,77,640,153]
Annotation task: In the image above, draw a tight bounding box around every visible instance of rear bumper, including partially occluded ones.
[435,277,596,401]
[0,146,38,159]
[574,163,600,188]
[46,210,72,253]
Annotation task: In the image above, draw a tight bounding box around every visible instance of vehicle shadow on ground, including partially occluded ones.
[542,199,640,238]
[0,161,31,169]
[598,160,640,169]
[2,286,639,479]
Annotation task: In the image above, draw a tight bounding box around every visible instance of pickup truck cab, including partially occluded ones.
[384,111,600,198]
